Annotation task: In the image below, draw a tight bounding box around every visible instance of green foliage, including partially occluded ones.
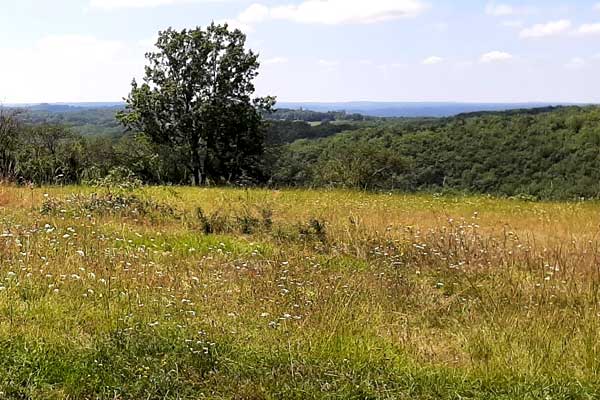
[5,102,600,200]
[15,124,85,184]
[19,106,124,137]
[117,23,275,185]
[298,217,327,242]
[41,191,178,221]
[271,106,600,199]
[0,109,23,180]
[0,116,86,184]
[314,137,411,189]
[84,166,143,191]
[0,330,218,399]
[195,203,274,235]
[266,107,372,122]
[265,120,363,145]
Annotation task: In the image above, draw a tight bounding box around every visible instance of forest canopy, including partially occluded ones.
[3,103,600,200]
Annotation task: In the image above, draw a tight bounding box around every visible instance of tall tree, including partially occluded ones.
[118,23,275,185]
[0,108,22,180]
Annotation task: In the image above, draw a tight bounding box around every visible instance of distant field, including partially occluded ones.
[0,185,598,399]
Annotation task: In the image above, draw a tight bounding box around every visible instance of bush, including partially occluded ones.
[41,192,178,221]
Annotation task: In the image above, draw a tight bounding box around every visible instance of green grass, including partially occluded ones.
[0,185,598,398]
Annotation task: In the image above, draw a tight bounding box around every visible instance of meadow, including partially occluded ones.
[0,184,599,399]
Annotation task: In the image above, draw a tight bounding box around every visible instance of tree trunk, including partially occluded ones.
[191,153,202,186]
[190,136,203,186]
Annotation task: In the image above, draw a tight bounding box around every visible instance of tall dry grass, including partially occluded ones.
[0,184,597,398]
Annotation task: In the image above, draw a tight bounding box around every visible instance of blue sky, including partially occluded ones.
[1,0,599,103]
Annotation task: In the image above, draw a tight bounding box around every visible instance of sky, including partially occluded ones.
[0,0,599,103]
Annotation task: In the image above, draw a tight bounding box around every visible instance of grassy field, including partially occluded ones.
[0,185,599,399]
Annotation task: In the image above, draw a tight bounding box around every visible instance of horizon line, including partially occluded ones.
[3,100,597,106]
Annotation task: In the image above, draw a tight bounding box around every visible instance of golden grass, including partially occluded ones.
[0,184,598,398]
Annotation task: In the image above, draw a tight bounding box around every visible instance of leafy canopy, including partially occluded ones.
[118,23,275,185]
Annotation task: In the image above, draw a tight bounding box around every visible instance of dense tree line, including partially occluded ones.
[0,110,185,184]
[0,108,363,185]
[20,106,124,137]
[265,120,363,145]
[266,108,371,122]
[3,105,600,199]
[270,106,600,199]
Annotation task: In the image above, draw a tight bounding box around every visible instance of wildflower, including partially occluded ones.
[76,250,85,257]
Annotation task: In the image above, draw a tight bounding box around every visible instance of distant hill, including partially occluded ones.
[7,101,590,118]
[7,102,124,111]
[277,102,581,118]
[272,105,600,198]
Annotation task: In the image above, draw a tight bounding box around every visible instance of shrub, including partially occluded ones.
[41,192,178,221]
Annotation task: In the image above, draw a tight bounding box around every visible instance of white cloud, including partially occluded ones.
[486,3,535,17]
[574,23,600,36]
[422,56,443,65]
[480,51,513,63]
[263,57,289,65]
[0,35,141,103]
[565,57,586,69]
[89,0,228,9]
[231,0,427,27]
[485,3,514,17]
[595,3,600,11]
[238,3,270,24]
[519,19,571,38]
